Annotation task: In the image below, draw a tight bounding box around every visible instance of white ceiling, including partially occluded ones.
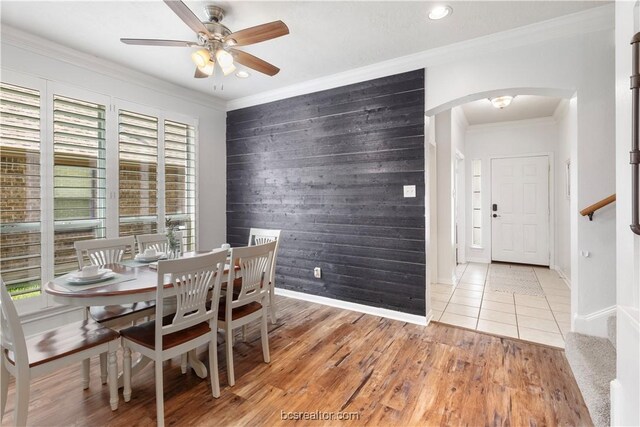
[461,95,563,126]
[0,1,607,101]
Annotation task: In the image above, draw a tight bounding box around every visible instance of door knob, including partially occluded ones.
[493,214,500,218]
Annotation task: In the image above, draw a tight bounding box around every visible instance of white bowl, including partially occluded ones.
[71,268,111,281]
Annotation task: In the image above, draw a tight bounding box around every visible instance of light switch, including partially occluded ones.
[403,185,416,198]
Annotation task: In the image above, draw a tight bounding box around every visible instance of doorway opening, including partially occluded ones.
[427,92,575,348]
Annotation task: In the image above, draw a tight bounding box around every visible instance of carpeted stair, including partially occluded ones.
[565,316,616,427]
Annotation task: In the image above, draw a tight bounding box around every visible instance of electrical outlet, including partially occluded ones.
[403,185,416,198]
[313,267,322,278]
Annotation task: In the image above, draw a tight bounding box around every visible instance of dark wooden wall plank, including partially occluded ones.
[226,69,426,316]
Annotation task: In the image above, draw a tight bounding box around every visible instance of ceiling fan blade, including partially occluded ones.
[121,38,197,47]
[194,67,208,78]
[164,0,211,36]
[231,49,280,76]
[225,21,289,46]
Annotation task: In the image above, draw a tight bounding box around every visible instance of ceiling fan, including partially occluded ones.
[121,0,289,78]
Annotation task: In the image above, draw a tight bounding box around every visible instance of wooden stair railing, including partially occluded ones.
[580,194,616,221]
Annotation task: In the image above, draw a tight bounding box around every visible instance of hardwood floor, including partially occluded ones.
[1,296,593,426]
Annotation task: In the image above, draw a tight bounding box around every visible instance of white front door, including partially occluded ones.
[491,156,549,265]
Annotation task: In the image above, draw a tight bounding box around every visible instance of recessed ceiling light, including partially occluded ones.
[428,5,452,20]
[490,96,515,109]
[236,70,250,78]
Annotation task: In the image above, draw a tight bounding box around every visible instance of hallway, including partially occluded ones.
[431,263,571,348]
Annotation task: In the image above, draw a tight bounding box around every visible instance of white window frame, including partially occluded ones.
[1,71,199,316]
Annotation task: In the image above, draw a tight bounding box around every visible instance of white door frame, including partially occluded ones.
[489,152,555,268]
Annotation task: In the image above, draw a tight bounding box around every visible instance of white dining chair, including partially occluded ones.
[136,231,183,257]
[120,250,227,427]
[75,236,136,268]
[247,228,281,323]
[0,279,120,426]
[74,236,155,386]
[219,241,276,387]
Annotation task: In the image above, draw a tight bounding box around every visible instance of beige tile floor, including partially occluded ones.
[430,262,571,348]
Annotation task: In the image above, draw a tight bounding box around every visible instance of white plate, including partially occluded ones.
[70,268,112,281]
[135,253,167,262]
[66,271,116,285]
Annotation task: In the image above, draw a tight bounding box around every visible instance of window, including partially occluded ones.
[118,110,158,237]
[471,159,482,247]
[53,95,107,276]
[164,120,196,251]
[0,83,42,298]
[0,76,198,308]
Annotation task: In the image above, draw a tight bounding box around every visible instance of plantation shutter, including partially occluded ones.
[164,120,196,251]
[53,95,107,275]
[0,83,42,298]
[118,110,159,237]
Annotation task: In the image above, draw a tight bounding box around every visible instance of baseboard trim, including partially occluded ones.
[436,276,455,285]
[610,379,622,427]
[274,288,428,326]
[426,309,434,325]
[574,305,616,338]
[550,265,571,289]
[465,257,490,264]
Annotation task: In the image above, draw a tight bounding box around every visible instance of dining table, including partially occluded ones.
[44,250,236,387]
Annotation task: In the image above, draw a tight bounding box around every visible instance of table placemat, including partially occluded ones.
[53,272,137,292]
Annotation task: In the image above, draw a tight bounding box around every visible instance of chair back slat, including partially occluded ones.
[248,228,280,247]
[136,232,183,256]
[155,250,227,338]
[247,228,281,284]
[74,236,135,269]
[0,278,28,368]
[229,241,276,308]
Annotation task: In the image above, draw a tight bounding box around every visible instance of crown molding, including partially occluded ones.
[227,4,613,111]
[466,116,558,133]
[0,25,227,112]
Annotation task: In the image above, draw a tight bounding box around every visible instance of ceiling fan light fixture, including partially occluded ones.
[428,5,452,20]
[215,49,234,68]
[490,95,515,109]
[236,70,250,78]
[221,62,236,76]
[191,49,210,68]
[199,60,215,76]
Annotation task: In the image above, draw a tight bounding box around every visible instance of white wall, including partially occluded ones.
[612,1,640,425]
[433,107,468,284]
[452,107,467,265]
[1,28,228,251]
[426,26,616,334]
[435,110,456,284]
[554,99,577,283]
[464,118,559,264]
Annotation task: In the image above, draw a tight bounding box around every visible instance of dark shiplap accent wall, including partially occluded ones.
[226,69,425,315]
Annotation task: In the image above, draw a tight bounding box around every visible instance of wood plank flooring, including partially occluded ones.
[1,297,593,426]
